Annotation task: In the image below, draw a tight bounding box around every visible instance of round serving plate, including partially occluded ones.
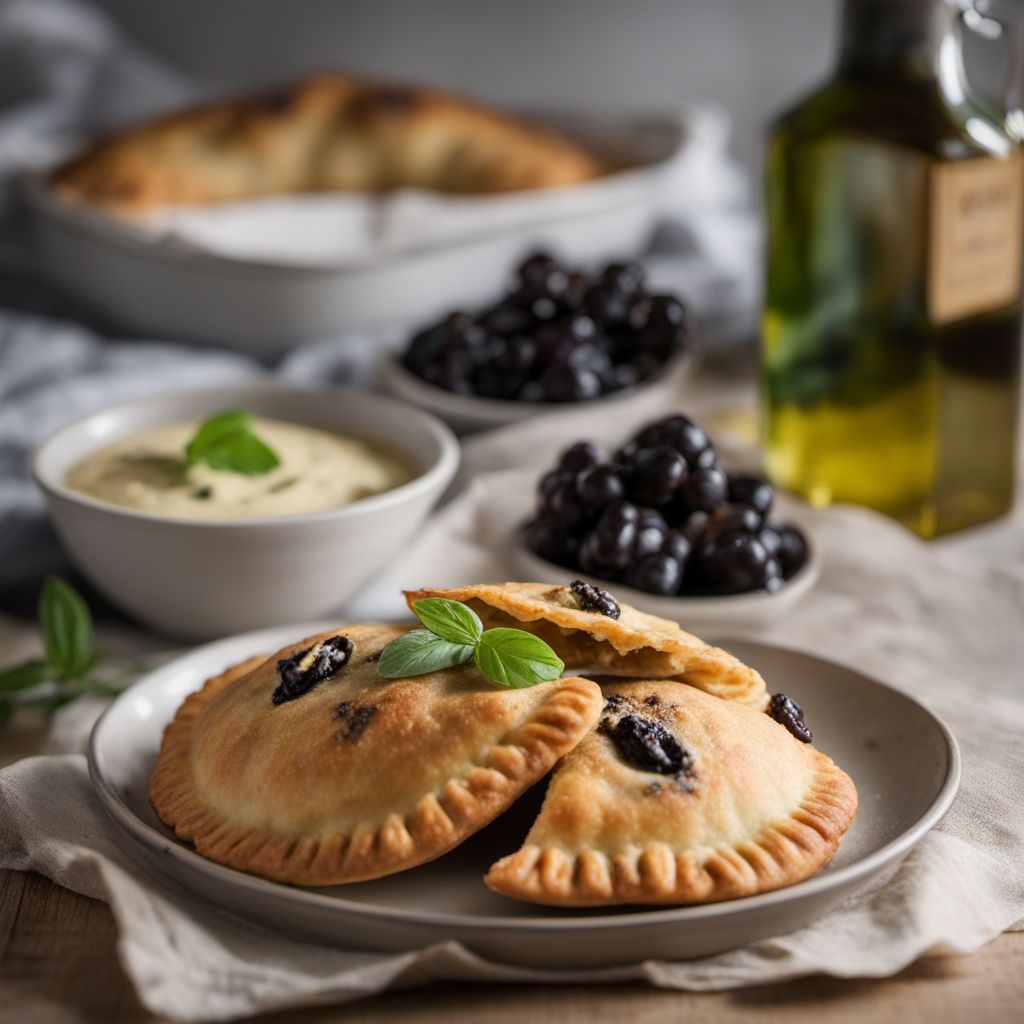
[88,624,959,968]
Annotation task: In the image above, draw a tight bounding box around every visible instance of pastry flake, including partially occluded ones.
[149,623,603,886]
[404,582,767,707]
[485,679,857,906]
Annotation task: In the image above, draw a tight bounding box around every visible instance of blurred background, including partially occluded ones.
[76,0,1016,178]
[86,0,837,175]
[1,0,1022,605]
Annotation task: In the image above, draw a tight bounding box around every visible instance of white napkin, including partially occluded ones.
[2,402,1024,1021]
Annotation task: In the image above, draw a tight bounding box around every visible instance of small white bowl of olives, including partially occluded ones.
[510,412,820,630]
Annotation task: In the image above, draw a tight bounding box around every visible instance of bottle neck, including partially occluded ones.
[838,0,955,83]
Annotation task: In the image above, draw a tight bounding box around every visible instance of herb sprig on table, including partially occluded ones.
[185,409,280,476]
[0,577,132,726]
[377,598,565,688]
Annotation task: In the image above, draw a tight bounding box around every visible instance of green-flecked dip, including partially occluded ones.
[64,416,415,520]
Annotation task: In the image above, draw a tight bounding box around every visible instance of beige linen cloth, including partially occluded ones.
[2,397,1024,1023]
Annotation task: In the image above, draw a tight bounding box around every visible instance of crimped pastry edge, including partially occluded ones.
[483,752,858,907]
[149,645,604,886]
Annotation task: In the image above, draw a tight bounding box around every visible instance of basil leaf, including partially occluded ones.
[185,409,280,476]
[201,431,280,476]
[411,598,483,647]
[38,576,93,679]
[0,659,52,693]
[376,630,475,679]
[185,410,251,464]
[474,628,564,689]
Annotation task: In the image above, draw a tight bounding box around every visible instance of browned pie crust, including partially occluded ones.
[149,623,603,886]
[485,679,857,906]
[405,583,768,707]
[52,74,601,218]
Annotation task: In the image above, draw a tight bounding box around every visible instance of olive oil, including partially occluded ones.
[763,0,1023,537]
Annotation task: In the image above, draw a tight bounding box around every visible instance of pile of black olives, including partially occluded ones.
[523,413,809,597]
[400,252,690,402]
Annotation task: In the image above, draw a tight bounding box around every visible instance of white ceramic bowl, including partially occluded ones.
[380,350,694,434]
[32,385,459,639]
[509,528,821,631]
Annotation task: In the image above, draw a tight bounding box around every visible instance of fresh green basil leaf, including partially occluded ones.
[38,576,94,679]
[185,409,280,476]
[0,659,53,693]
[376,629,475,679]
[411,598,483,647]
[473,628,564,689]
[185,410,251,465]
[201,431,280,476]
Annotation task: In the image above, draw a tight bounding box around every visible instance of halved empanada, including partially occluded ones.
[485,680,857,906]
[405,582,767,706]
[150,623,603,886]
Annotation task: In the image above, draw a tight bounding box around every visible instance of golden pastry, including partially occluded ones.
[405,581,768,707]
[53,74,601,218]
[150,623,603,885]
[485,679,857,906]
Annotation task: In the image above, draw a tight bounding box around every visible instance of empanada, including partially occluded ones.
[405,582,767,706]
[150,623,603,885]
[485,679,857,906]
[53,74,600,218]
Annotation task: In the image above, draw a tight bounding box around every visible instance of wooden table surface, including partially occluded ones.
[1,867,1021,1024]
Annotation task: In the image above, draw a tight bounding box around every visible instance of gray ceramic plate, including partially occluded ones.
[88,625,959,968]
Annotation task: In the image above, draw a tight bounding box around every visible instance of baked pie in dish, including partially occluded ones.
[150,623,603,885]
[404,582,768,707]
[485,679,857,906]
[148,582,855,903]
[52,74,601,218]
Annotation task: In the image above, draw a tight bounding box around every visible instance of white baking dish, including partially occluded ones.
[24,110,716,356]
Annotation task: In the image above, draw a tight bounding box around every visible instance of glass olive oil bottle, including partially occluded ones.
[763,0,1023,537]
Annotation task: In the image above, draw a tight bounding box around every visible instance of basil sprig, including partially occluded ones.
[377,597,565,689]
[0,577,134,726]
[185,409,280,476]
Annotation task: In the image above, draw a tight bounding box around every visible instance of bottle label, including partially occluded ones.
[928,152,1023,324]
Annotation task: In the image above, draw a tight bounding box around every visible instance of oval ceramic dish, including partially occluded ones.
[379,349,694,434]
[88,625,959,968]
[508,530,821,631]
[26,112,691,355]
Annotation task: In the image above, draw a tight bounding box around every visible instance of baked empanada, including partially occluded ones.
[150,623,603,886]
[405,582,767,706]
[485,679,857,906]
[53,74,600,217]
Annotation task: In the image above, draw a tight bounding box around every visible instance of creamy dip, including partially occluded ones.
[65,417,415,519]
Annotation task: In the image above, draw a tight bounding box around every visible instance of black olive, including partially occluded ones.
[272,635,353,705]
[603,713,692,775]
[570,578,621,618]
[768,692,813,743]
[626,446,688,507]
[624,552,683,595]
